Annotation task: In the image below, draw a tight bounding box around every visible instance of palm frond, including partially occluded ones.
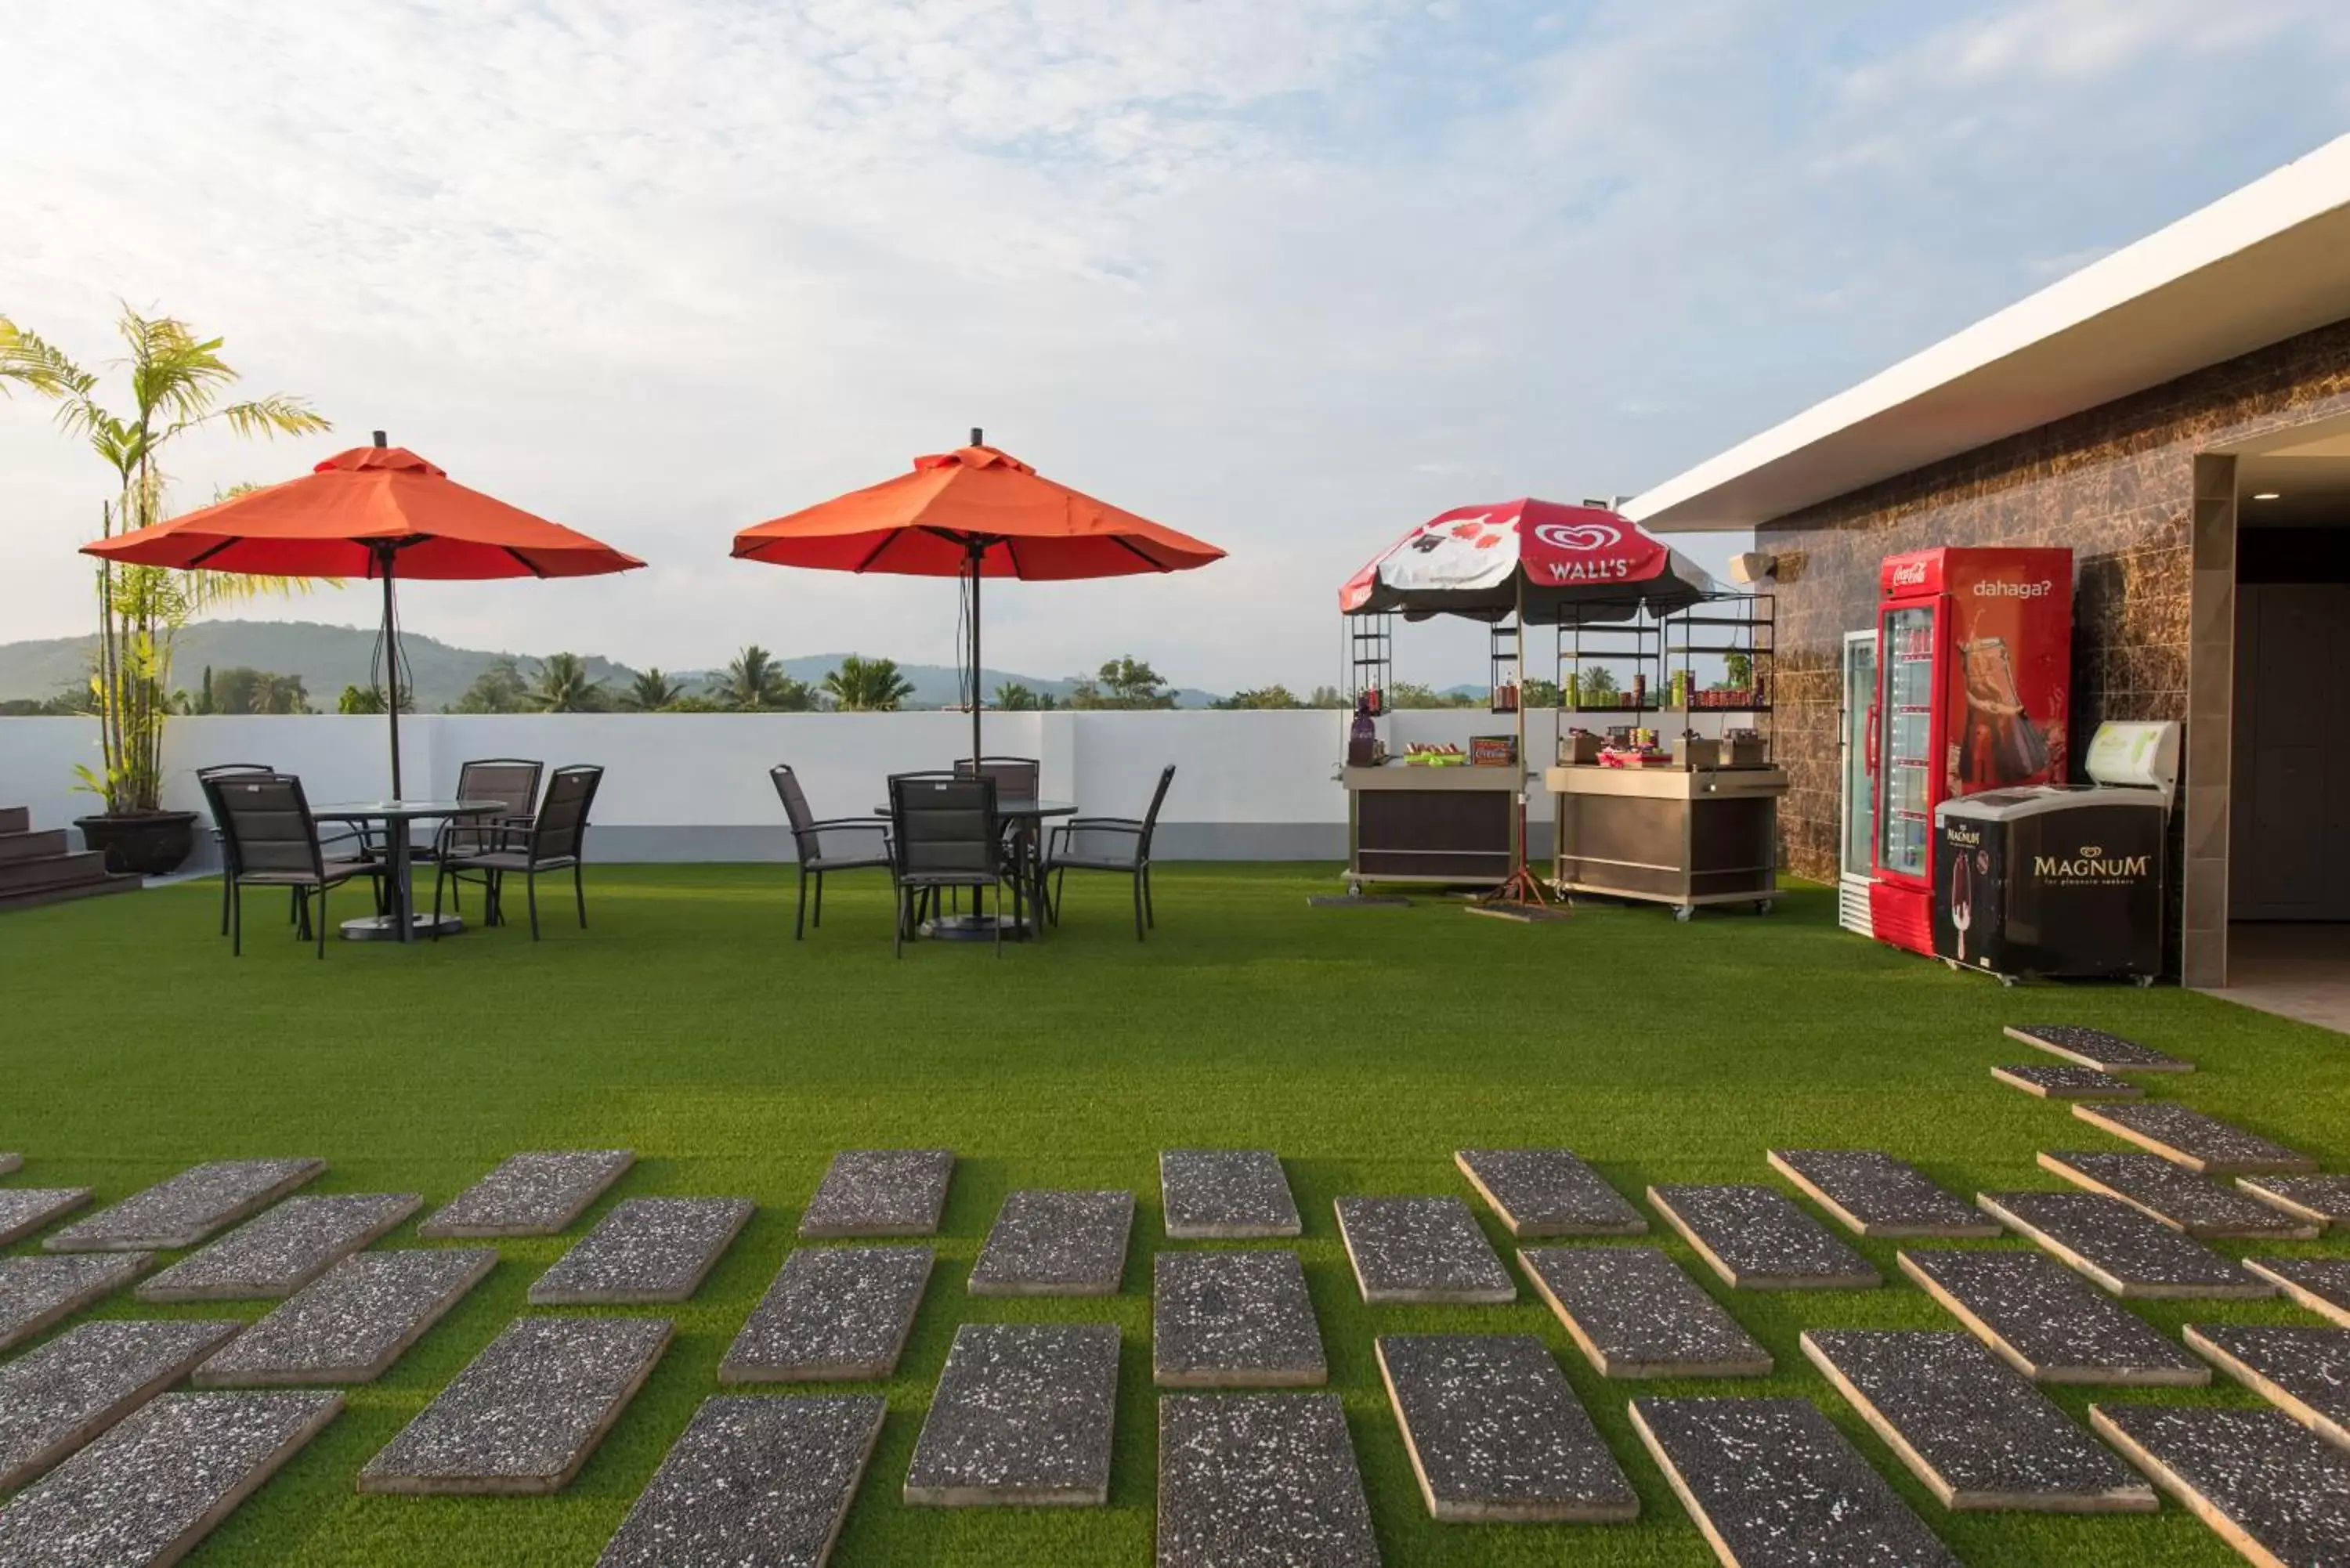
[116,305,238,425]
[0,316,96,400]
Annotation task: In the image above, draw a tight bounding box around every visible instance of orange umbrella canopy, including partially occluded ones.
[731,444,1223,579]
[82,443,644,580]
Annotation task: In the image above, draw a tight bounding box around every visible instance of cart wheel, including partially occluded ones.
[1755,899,1773,916]
[1997,973,2020,989]
[1943,959,1962,974]
[1673,905,1694,923]
[2134,974,2157,989]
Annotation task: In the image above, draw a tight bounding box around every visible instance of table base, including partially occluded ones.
[341,913,464,942]
[920,912,1042,943]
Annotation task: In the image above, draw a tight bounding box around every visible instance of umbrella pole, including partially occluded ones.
[968,539,984,771]
[381,547,404,799]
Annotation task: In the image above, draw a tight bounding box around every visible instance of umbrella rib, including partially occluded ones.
[1110,536,1172,572]
[504,547,549,580]
[852,531,908,573]
[186,539,238,569]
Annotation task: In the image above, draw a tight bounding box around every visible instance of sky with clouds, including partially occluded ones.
[5,0,2348,692]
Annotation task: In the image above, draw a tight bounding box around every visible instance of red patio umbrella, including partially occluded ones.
[731,432,1224,765]
[82,432,645,795]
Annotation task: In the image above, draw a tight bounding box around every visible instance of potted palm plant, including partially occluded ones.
[0,307,330,873]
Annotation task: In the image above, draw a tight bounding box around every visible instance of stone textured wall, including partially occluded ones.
[1759,318,2350,901]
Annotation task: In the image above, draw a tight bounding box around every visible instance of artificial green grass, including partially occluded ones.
[3,863,2345,1566]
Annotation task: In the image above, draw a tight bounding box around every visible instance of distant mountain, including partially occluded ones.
[0,622,1220,710]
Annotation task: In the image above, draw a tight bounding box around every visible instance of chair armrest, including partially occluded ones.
[1061,818,1143,833]
[809,817,889,833]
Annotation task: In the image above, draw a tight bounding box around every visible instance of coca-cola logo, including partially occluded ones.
[1531,521,1622,553]
[1890,559,1929,587]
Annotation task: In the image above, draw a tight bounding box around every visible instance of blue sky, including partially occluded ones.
[5,0,2348,690]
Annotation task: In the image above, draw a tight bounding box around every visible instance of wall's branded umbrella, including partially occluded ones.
[1339,498,1720,623]
[81,433,645,795]
[731,433,1224,766]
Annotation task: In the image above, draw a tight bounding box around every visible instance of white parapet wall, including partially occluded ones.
[0,707,1735,865]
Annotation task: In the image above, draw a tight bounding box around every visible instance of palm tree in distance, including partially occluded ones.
[529,652,603,712]
[714,645,811,711]
[620,667,685,712]
[822,655,916,712]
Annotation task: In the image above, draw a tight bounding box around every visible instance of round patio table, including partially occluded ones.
[310,799,511,943]
[873,798,1076,941]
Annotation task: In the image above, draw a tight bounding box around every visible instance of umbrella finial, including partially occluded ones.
[372,430,388,448]
[970,427,983,447]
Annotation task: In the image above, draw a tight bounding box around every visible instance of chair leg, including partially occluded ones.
[795,865,808,941]
[574,862,587,928]
[994,880,1003,958]
[893,887,906,958]
[526,870,541,941]
[1144,864,1155,929]
[813,870,823,929]
[231,880,243,957]
[432,863,447,941]
[219,874,231,938]
[1133,870,1146,941]
[315,885,328,959]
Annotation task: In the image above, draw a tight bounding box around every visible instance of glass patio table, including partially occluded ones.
[310,799,511,943]
[873,797,1076,941]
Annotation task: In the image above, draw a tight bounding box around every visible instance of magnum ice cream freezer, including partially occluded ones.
[1931,721,2180,985]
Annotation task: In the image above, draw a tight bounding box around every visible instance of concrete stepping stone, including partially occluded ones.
[1766,1150,1998,1240]
[528,1197,754,1306]
[358,1316,672,1494]
[2187,1324,2350,1451]
[0,1188,92,1248]
[797,1150,953,1238]
[1454,1148,1646,1237]
[1334,1196,1513,1305]
[0,1320,244,1494]
[719,1246,932,1383]
[904,1322,1119,1507]
[1976,1190,2272,1299]
[2037,1151,2319,1239]
[1629,1396,1961,1567]
[0,1154,18,1176]
[1157,1394,1378,1568]
[192,1248,497,1386]
[0,1254,151,1354]
[136,1193,422,1303]
[2238,1173,2350,1231]
[595,1394,885,1568]
[418,1148,633,1237]
[968,1190,1134,1296]
[1520,1246,1771,1378]
[1897,1249,2208,1386]
[1800,1328,2156,1512]
[0,1390,341,1568]
[1154,1250,1325,1388]
[2005,1024,2190,1073]
[1649,1184,1881,1289]
[2072,1101,2314,1176]
[2091,1402,2350,1568]
[1160,1151,1302,1240]
[44,1158,325,1252]
[1992,1063,2145,1100]
[1377,1333,1638,1522]
[2244,1255,2350,1330]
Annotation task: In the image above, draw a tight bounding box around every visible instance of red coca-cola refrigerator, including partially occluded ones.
[1867,547,2073,956]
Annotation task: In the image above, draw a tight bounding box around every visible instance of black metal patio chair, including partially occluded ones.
[888,772,1009,957]
[431,764,602,941]
[428,758,544,923]
[772,764,893,939]
[201,771,385,959]
[1046,764,1176,941]
[955,755,1044,919]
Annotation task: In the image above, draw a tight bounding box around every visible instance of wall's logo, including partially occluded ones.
[1890,558,1929,588]
[1531,521,1622,553]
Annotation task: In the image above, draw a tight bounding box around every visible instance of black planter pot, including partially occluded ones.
[74,811,199,876]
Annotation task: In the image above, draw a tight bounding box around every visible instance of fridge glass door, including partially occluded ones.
[1876,603,1937,881]
[1839,630,1877,878]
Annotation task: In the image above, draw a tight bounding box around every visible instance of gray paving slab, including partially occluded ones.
[1333,1196,1513,1305]
[797,1150,954,1238]
[418,1148,634,1237]
[904,1322,1119,1506]
[1650,1184,1882,1289]
[1154,1250,1326,1389]
[192,1248,498,1386]
[1629,1396,1962,1567]
[1160,1151,1303,1240]
[0,1320,244,1493]
[0,1254,152,1354]
[967,1190,1134,1296]
[2186,1324,2350,1451]
[1992,1062,2145,1100]
[1976,1190,2272,1299]
[2238,1173,2350,1231]
[1800,1329,2155,1512]
[1156,1394,1379,1568]
[2091,1402,2350,1568]
[2005,1024,2191,1073]
[43,1159,325,1253]
[1454,1148,1646,1237]
[1376,1333,1637,1522]
[2037,1151,2319,1240]
[719,1246,933,1383]
[2244,1255,2350,1330]
[595,1395,886,1568]
[357,1316,672,1494]
[1766,1150,1998,1240]
[136,1193,422,1303]
[1897,1248,2208,1386]
[1520,1246,1771,1378]
[2073,1101,2315,1176]
[527,1197,754,1306]
[0,1154,18,1176]
[0,1390,341,1568]
[0,1188,92,1248]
